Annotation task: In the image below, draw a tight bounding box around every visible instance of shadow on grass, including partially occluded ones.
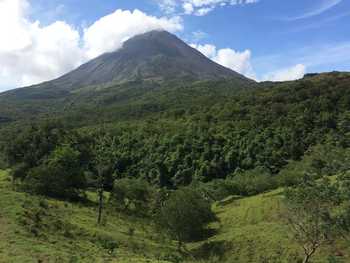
[200,227,218,240]
[190,240,233,260]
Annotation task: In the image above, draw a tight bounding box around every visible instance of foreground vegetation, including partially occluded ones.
[1,169,350,263]
[0,72,349,262]
[0,170,177,262]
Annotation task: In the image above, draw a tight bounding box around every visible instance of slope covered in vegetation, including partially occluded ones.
[0,170,177,263]
[1,169,350,263]
[0,71,349,263]
[1,72,349,189]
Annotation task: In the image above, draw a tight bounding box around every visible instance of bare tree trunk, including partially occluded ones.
[96,167,104,225]
[303,246,317,263]
[97,188,103,224]
[303,254,311,263]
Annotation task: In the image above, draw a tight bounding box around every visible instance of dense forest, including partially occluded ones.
[1,72,349,191]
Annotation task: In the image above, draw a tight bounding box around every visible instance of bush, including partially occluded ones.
[19,197,77,238]
[277,143,350,188]
[277,160,311,187]
[156,187,217,245]
[92,233,118,253]
[309,144,350,176]
[23,145,86,200]
[194,179,240,201]
[193,167,278,201]
[229,167,278,196]
[110,178,155,215]
[283,178,342,263]
[11,162,30,181]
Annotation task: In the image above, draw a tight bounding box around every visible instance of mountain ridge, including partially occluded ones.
[52,30,251,89]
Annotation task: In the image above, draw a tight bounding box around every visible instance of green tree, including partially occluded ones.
[24,144,86,199]
[111,178,154,215]
[90,132,117,224]
[5,121,67,180]
[335,172,350,236]
[157,187,217,250]
[283,178,341,263]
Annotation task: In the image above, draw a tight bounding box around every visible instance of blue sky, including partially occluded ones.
[0,0,349,91]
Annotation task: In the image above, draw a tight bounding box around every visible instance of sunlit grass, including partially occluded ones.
[1,170,349,262]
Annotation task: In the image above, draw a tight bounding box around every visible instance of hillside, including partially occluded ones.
[0,72,349,187]
[1,170,348,263]
[0,170,176,263]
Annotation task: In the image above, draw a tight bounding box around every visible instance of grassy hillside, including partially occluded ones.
[188,190,350,263]
[1,169,349,263]
[0,170,176,263]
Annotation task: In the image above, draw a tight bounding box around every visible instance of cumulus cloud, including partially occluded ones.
[191,43,255,78]
[0,0,83,88]
[0,0,183,89]
[192,43,306,81]
[262,64,306,81]
[83,9,183,59]
[215,48,254,77]
[192,44,217,58]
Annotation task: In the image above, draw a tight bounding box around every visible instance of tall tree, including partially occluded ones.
[91,132,117,224]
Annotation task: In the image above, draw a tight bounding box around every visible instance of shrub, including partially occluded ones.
[110,178,154,215]
[156,187,217,247]
[277,160,311,187]
[23,145,86,200]
[283,178,342,263]
[229,167,278,196]
[19,197,77,238]
[92,233,118,253]
[11,162,30,181]
[194,179,240,201]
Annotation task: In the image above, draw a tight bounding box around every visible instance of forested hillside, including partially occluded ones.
[0,62,349,262]
[2,72,348,189]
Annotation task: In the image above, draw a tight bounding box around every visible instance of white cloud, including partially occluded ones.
[192,30,208,42]
[192,43,307,81]
[0,0,83,87]
[182,0,258,15]
[284,0,343,20]
[253,42,350,80]
[195,7,214,16]
[157,0,258,16]
[215,48,254,77]
[262,64,306,81]
[157,0,177,14]
[83,9,183,59]
[191,43,255,78]
[192,44,217,57]
[183,2,194,14]
[0,0,183,89]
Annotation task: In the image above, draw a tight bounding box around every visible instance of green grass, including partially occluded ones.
[187,190,350,263]
[0,170,175,263]
[1,170,349,263]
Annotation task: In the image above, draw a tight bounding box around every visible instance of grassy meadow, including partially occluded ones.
[1,169,349,263]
